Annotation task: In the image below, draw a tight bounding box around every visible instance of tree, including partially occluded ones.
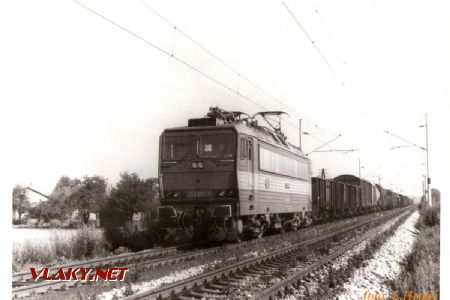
[66,176,107,224]
[431,188,440,204]
[106,173,157,222]
[41,175,82,220]
[12,185,30,223]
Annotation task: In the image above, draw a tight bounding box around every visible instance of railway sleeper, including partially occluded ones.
[189,289,227,298]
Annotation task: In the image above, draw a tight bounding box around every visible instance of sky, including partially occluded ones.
[3,0,450,202]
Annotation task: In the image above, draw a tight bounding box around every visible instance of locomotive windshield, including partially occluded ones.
[162,132,235,160]
[162,135,196,160]
[199,134,235,158]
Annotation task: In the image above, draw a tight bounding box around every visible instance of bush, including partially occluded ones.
[49,219,63,228]
[422,205,440,227]
[103,225,157,251]
[71,226,105,259]
[415,204,440,230]
[390,205,440,294]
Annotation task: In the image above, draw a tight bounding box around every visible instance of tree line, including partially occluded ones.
[12,172,159,226]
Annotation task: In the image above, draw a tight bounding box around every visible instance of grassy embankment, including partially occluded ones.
[12,226,159,272]
[12,227,109,272]
[390,203,440,295]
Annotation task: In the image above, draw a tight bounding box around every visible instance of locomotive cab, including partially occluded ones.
[157,107,313,242]
[158,123,241,241]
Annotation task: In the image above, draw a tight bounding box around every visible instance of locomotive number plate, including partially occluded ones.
[185,191,212,198]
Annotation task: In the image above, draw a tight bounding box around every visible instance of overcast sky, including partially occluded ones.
[4,0,450,201]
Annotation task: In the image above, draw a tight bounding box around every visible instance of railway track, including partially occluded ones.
[252,216,407,300]
[12,243,226,298]
[121,208,412,300]
[13,245,182,284]
[11,207,409,299]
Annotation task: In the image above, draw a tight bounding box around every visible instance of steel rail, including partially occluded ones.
[122,208,409,300]
[12,245,223,298]
[253,210,413,299]
[11,207,409,298]
[13,245,183,283]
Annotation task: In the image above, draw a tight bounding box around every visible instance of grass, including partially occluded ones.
[12,226,110,272]
[30,209,406,299]
[389,204,440,296]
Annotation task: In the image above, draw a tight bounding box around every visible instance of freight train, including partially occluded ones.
[157,107,413,242]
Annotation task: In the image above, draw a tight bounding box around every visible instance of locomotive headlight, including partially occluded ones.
[226,190,234,197]
[197,161,204,169]
[191,162,198,168]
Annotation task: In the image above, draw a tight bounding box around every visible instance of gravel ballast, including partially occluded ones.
[336,211,420,300]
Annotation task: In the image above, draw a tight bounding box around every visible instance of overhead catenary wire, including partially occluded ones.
[73,0,348,157]
[281,1,425,189]
[72,0,272,112]
[282,1,344,86]
[75,0,340,140]
[74,0,316,132]
[139,0,338,135]
[286,0,413,148]
[281,1,389,172]
[281,1,387,149]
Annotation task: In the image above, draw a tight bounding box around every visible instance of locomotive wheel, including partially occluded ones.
[236,219,244,242]
[237,219,243,234]
[256,223,267,239]
[229,218,244,242]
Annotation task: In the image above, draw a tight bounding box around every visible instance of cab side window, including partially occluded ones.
[240,137,248,159]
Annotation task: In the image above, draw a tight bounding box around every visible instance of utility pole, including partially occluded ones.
[385,118,431,206]
[358,159,364,178]
[299,119,302,150]
[359,159,361,178]
[422,175,426,203]
[425,114,431,207]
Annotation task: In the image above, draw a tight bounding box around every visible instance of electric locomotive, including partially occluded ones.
[157,107,312,242]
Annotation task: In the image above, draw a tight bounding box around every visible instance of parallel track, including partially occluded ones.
[12,207,410,299]
[13,245,181,284]
[253,212,411,299]
[12,244,223,298]
[122,208,411,299]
